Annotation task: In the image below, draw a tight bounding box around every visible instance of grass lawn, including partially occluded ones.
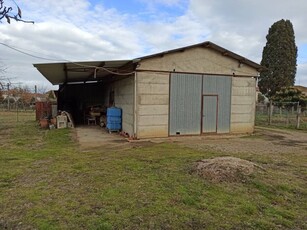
[0,111,306,229]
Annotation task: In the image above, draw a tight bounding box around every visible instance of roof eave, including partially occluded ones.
[138,41,264,72]
[33,60,134,85]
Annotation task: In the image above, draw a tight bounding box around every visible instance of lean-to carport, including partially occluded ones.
[34,60,134,85]
[34,60,136,125]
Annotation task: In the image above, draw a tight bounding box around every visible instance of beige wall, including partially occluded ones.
[134,47,258,138]
[138,47,258,76]
[136,71,169,138]
[113,76,134,136]
[134,72,257,137]
[230,77,256,133]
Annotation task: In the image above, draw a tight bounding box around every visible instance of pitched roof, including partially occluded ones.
[139,41,264,71]
[34,41,264,85]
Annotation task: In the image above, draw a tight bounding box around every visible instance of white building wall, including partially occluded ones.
[113,76,134,136]
[136,71,169,138]
[231,77,256,133]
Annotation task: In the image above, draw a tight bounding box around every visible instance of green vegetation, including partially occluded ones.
[1,111,306,229]
[259,19,297,98]
[273,87,307,109]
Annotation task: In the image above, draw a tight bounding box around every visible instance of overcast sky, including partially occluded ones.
[0,0,307,91]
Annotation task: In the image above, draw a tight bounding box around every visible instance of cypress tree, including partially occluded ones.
[259,19,297,98]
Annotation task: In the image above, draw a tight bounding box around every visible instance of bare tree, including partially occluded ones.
[36,85,49,94]
[0,63,8,90]
[0,0,33,24]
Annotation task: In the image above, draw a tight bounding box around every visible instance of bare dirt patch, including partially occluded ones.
[193,157,263,183]
[174,127,307,183]
[175,127,307,155]
[75,125,307,157]
[75,126,130,151]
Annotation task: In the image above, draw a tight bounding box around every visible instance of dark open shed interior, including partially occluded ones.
[33,60,136,126]
[57,82,112,125]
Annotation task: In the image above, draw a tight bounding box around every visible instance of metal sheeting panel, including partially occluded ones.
[202,96,218,133]
[34,60,132,85]
[203,75,232,133]
[170,73,202,135]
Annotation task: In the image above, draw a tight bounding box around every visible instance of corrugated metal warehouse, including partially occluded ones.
[34,41,263,138]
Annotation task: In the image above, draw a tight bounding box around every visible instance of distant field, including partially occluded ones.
[0,111,306,229]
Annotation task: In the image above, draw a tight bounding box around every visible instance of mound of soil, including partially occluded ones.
[194,157,262,183]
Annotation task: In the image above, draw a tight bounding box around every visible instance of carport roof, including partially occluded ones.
[34,41,264,85]
[33,60,134,85]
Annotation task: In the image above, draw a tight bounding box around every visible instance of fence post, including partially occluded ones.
[16,101,19,122]
[7,83,10,111]
[268,100,272,125]
[296,106,301,129]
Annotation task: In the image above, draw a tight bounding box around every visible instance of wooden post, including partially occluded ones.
[268,100,272,125]
[7,83,10,111]
[296,105,301,129]
[16,100,19,122]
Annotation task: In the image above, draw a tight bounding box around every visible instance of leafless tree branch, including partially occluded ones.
[0,0,34,24]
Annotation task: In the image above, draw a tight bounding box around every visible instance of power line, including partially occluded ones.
[0,42,65,61]
[1,41,257,76]
[0,42,136,76]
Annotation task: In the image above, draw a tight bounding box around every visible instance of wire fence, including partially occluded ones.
[2,101,307,130]
[0,101,36,124]
[256,103,307,129]
[0,100,35,112]
[0,110,36,126]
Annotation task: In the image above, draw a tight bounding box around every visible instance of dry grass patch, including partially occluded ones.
[193,157,264,183]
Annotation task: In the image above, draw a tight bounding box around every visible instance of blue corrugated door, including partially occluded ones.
[203,75,231,133]
[202,95,218,133]
[169,73,202,135]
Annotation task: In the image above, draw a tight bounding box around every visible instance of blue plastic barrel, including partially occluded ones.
[106,107,122,131]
